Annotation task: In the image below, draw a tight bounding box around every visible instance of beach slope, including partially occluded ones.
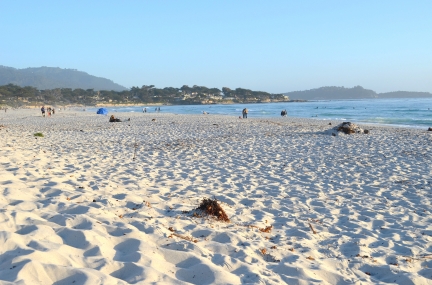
[0,109,431,284]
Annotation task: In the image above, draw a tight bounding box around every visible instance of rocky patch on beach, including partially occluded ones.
[326,121,369,136]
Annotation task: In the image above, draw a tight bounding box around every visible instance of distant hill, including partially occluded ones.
[0,66,127,91]
[378,91,432,98]
[284,86,432,100]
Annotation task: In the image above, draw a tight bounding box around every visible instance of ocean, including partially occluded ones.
[89,98,432,129]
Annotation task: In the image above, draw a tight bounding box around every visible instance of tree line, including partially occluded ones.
[0,84,288,106]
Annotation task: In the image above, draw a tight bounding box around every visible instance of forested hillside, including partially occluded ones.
[0,84,288,107]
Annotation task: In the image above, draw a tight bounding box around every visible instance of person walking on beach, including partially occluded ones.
[41,106,45,117]
[242,108,248,119]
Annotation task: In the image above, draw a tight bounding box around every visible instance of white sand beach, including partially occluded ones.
[0,109,431,285]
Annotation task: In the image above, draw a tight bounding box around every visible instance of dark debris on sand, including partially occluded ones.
[194,198,230,222]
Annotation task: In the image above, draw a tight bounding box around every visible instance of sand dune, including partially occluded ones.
[0,109,431,284]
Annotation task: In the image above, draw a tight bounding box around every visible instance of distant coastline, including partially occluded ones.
[1,70,431,108]
[284,86,432,100]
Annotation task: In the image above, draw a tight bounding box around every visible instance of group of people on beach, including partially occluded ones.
[142,107,161,113]
[240,108,288,118]
[40,106,55,117]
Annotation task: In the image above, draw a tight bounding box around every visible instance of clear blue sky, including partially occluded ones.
[1,0,431,93]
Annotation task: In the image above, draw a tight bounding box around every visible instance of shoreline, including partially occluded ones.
[2,98,431,130]
[1,107,430,131]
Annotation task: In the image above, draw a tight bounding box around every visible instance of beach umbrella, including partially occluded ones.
[96,108,108,115]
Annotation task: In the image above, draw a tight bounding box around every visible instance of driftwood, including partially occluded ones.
[308,223,317,234]
[169,232,198,243]
[259,225,273,233]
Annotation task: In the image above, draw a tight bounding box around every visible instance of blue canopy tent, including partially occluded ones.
[96,108,108,115]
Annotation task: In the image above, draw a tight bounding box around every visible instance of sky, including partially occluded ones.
[1,0,431,93]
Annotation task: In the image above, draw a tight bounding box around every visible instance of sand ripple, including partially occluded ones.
[0,109,431,284]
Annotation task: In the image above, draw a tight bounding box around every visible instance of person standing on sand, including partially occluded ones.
[242,108,248,119]
[41,106,45,117]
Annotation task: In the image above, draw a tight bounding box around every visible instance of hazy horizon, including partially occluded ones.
[1,1,431,93]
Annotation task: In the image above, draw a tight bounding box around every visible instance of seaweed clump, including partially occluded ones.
[195,198,230,222]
